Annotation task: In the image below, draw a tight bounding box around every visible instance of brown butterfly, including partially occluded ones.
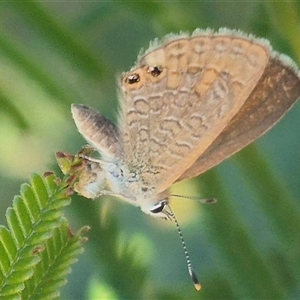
[71,29,300,290]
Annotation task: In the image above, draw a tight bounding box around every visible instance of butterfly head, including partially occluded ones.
[141,199,171,220]
[117,170,172,220]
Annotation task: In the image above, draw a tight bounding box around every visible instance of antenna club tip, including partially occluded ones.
[188,267,202,291]
[194,282,202,291]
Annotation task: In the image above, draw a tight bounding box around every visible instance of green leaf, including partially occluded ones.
[6,209,26,248]
[0,227,17,267]
[0,173,86,298]
[22,219,88,299]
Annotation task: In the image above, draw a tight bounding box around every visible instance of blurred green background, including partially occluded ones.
[0,2,300,299]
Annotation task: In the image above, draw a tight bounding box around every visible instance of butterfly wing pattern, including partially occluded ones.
[72,29,300,218]
[179,49,300,181]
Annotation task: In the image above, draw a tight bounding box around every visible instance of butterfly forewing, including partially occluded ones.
[120,32,270,193]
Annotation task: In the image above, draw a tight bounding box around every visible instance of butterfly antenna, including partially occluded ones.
[170,194,217,204]
[167,204,201,291]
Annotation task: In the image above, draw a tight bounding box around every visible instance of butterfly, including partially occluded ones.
[70,29,300,290]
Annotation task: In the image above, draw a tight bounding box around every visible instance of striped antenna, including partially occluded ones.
[167,204,201,291]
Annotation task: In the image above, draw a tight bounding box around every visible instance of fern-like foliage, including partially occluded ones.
[22,218,88,299]
[0,173,88,299]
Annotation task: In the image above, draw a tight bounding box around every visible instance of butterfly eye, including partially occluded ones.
[147,66,162,77]
[150,201,166,214]
[125,73,140,84]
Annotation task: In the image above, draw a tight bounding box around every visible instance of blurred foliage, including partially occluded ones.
[0,1,300,299]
